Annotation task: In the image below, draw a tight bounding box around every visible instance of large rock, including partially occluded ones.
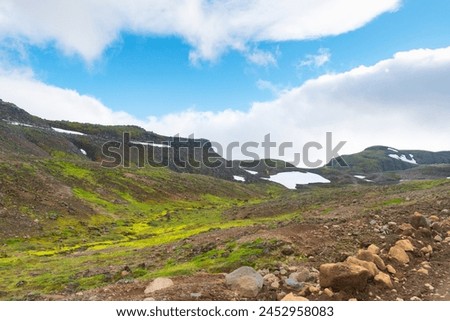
[225,266,264,298]
[372,255,386,271]
[144,277,174,294]
[319,263,371,291]
[388,246,410,264]
[367,244,380,255]
[346,256,379,277]
[410,212,429,229]
[356,250,375,262]
[356,249,385,271]
[395,239,415,252]
[374,272,393,289]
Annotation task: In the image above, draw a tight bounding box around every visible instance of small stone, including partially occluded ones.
[143,297,155,301]
[281,246,295,256]
[397,223,415,236]
[281,293,309,301]
[434,235,443,242]
[420,245,433,254]
[374,272,393,289]
[308,286,320,294]
[441,209,449,214]
[369,220,377,226]
[348,298,357,301]
[279,268,288,275]
[121,270,130,277]
[277,292,287,301]
[417,268,429,275]
[396,298,404,301]
[285,278,301,289]
[144,277,174,294]
[190,293,202,299]
[410,212,429,229]
[263,273,279,284]
[323,288,333,297]
[270,281,280,289]
[388,222,397,227]
[386,265,396,274]
[389,246,410,265]
[444,237,450,243]
[395,239,415,252]
[410,296,422,301]
[429,215,440,222]
[424,283,434,291]
[367,244,380,255]
[289,268,311,283]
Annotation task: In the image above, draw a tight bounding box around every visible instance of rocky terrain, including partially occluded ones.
[0,99,449,301]
[46,188,450,301]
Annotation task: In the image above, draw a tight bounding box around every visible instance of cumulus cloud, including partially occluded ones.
[1,46,449,165]
[0,67,142,125]
[0,0,400,63]
[143,47,450,162]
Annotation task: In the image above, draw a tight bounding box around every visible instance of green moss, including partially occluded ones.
[147,240,265,278]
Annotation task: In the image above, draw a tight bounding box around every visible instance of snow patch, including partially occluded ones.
[233,176,245,182]
[80,149,87,155]
[387,147,399,153]
[52,127,86,136]
[388,154,417,164]
[264,171,330,189]
[242,169,258,175]
[4,120,34,128]
[130,141,171,148]
[354,175,366,179]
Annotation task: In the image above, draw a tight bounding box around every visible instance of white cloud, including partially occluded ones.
[0,67,142,125]
[142,46,450,161]
[0,0,400,63]
[298,48,331,68]
[1,46,449,166]
[245,48,277,67]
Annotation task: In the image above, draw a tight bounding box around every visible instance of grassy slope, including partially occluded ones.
[1,154,449,299]
[0,155,290,298]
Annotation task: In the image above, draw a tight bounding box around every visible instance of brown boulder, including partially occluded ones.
[319,263,371,291]
[374,272,393,289]
[389,246,410,265]
[367,244,380,255]
[395,239,415,252]
[346,256,379,277]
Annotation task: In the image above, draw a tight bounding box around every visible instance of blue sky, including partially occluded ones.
[0,0,449,161]
[16,0,450,118]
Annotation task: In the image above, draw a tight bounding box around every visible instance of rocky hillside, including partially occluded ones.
[0,98,449,301]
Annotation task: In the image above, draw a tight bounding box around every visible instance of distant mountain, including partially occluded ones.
[312,145,450,184]
[1,98,449,187]
[0,99,253,181]
[328,145,450,172]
